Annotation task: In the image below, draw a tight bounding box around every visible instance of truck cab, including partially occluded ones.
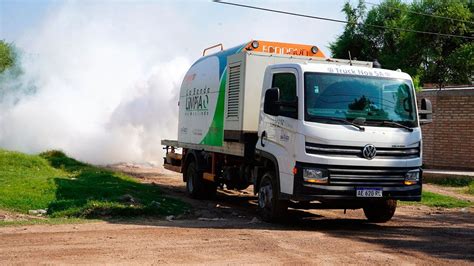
[255,63,427,222]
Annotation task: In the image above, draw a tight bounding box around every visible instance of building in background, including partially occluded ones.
[418,87,474,170]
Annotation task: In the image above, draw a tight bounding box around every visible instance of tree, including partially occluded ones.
[330,1,371,61]
[407,0,473,86]
[446,43,474,84]
[0,40,15,73]
[0,41,28,103]
[330,0,474,87]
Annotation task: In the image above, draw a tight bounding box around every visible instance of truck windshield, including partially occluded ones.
[304,72,417,127]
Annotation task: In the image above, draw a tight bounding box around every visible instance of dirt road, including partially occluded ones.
[1,165,473,265]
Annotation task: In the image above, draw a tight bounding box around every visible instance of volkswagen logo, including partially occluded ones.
[362,144,377,160]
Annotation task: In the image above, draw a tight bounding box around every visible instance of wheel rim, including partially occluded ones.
[258,182,273,210]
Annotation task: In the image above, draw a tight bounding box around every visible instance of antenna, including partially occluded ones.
[348,51,353,66]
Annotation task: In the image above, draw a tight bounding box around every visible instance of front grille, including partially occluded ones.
[327,165,414,186]
[305,142,419,159]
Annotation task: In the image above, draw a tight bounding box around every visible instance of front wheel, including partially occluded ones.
[363,200,397,223]
[258,172,289,222]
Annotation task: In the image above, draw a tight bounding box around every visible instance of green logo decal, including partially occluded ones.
[200,70,227,146]
[198,44,245,146]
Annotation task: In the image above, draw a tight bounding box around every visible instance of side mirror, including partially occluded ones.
[263,88,280,116]
[419,98,433,125]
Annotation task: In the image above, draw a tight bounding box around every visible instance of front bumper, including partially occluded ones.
[291,162,422,202]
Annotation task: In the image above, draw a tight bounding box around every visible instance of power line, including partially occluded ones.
[213,0,474,40]
[365,1,473,25]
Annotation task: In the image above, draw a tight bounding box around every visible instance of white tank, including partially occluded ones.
[177,40,326,148]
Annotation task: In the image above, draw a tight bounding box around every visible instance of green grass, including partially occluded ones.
[0,217,89,227]
[468,183,474,195]
[0,149,189,220]
[425,176,473,187]
[425,176,474,196]
[403,191,472,208]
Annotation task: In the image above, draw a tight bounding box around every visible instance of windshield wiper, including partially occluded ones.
[380,120,414,132]
[319,117,365,131]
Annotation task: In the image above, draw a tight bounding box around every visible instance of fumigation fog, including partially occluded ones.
[0,1,338,164]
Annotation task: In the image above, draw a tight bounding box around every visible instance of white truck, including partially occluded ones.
[162,40,433,222]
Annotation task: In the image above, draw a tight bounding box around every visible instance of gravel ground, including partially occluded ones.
[0,165,472,265]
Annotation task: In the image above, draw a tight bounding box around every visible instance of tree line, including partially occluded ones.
[330,0,473,88]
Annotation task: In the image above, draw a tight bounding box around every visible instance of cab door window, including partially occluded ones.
[272,72,298,119]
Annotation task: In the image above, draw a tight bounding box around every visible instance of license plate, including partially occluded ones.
[356,188,383,198]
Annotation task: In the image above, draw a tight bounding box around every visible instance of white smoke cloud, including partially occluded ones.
[0,1,344,164]
[0,2,193,164]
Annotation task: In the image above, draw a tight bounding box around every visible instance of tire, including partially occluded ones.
[186,160,216,199]
[363,200,397,223]
[258,172,289,222]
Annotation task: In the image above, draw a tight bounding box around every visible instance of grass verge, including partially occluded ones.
[402,191,472,208]
[424,176,474,196]
[468,182,474,195]
[0,149,189,221]
[425,176,473,187]
[0,217,89,227]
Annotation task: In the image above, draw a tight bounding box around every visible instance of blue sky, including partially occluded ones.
[0,0,384,56]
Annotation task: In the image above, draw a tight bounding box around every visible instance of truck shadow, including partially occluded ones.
[283,212,473,262]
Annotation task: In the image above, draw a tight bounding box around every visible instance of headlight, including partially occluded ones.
[303,168,328,184]
[404,170,420,185]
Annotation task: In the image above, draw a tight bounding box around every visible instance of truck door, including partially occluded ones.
[257,68,299,195]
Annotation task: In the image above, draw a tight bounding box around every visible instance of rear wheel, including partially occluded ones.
[363,200,397,223]
[186,161,216,199]
[258,172,289,222]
